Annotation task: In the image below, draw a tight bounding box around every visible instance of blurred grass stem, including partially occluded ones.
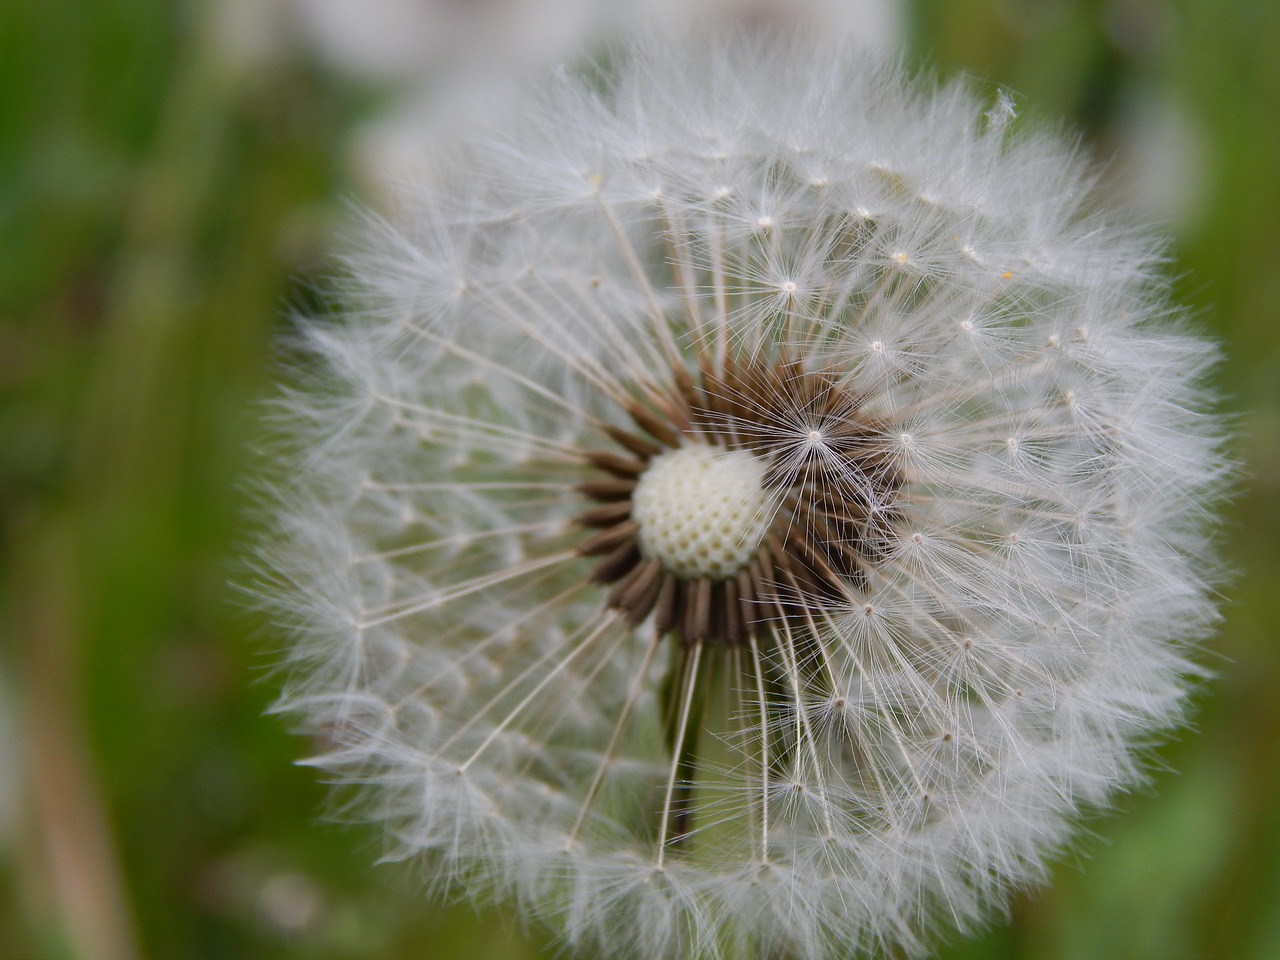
[19,520,140,960]
[15,5,246,956]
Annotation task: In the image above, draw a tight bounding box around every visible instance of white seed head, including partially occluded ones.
[256,33,1231,960]
[632,444,772,579]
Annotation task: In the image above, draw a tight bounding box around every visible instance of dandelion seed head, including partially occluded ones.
[257,33,1230,960]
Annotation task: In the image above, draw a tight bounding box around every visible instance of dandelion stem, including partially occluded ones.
[656,641,703,870]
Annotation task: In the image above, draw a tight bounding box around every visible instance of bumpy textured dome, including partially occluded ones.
[258,35,1229,960]
[632,444,772,579]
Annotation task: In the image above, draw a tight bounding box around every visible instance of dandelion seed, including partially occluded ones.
[257,35,1230,960]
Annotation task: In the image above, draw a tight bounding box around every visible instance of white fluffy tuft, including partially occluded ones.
[257,35,1231,960]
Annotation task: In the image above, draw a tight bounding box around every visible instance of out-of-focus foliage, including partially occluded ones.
[0,1,1274,958]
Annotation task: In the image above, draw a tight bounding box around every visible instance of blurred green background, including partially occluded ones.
[1,1,1276,958]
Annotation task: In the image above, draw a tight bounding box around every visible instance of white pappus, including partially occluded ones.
[256,35,1231,960]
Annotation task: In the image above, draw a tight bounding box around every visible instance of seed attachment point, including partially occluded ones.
[632,444,773,580]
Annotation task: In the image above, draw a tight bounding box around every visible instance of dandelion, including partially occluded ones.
[258,35,1230,960]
